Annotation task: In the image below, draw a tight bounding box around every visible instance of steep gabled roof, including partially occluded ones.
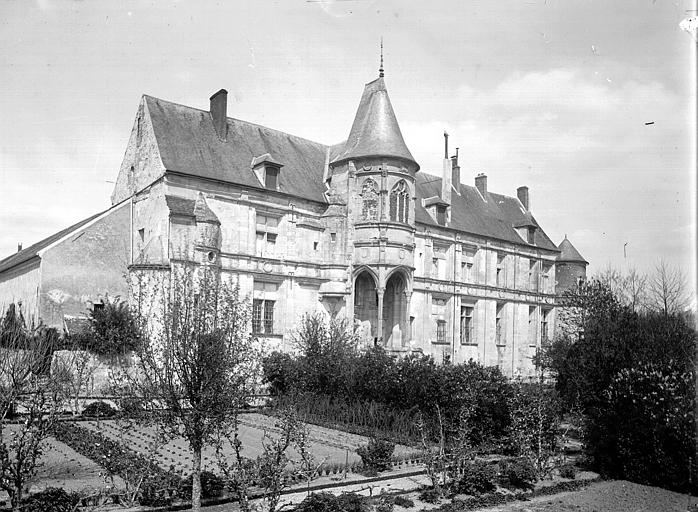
[144,96,329,203]
[0,211,105,274]
[414,173,559,252]
[331,77,418,169]
[557,236,588,264]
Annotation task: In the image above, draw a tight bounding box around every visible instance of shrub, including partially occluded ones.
[356,437,395,475]
[418,487,442,504]
[454,459,497,496]
[587,362,696,492]
[138,472,181,507]
[393,495,414,508]
[22,487,82,512]
[294,492,370,512]
[498,457,537,490]
[179,471,225,499]
[559,464,577,479]
[117,397,145,419]
[82,400,117,418]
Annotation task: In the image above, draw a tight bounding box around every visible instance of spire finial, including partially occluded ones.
[379,37,384,77]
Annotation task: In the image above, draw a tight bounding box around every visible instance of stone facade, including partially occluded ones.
[0,71,587,377]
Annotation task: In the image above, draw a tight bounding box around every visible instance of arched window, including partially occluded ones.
[389,180,410,223]
[361,179,379,221]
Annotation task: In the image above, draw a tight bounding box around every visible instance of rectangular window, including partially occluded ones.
[541,263,552,293]
[462,246,478,283]
[252,299,263,333]
[541,309,551,344]
[528,259,538,292]
[528,306,538,345]
[330,232,337,242]
[256,213,280,257]
[265,166,279,190]
[460,305,474,344]
[436,206,447,225]
[496,253,506,287]
[253,281,279,334]
[436,320,447,344]
[496,302,505,345]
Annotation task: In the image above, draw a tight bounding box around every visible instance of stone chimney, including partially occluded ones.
[475,173,487,198]
[451,148,460,191]
[17,243,22,253]
[517,186,530,210]
[442,132,452,204]
[210,89,228,141]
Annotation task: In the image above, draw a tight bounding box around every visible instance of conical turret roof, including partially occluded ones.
[331,77,418,169]
[193,193,220,224]
[557,236,587,264]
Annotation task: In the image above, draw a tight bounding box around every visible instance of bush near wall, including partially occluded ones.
[263,347,513,448]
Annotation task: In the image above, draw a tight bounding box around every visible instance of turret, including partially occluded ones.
[193,193,221,267]
[556,236,588,292]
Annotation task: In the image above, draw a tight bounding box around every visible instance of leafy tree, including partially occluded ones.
[292,312,359,397]
[88,296,140,357]
[123,266,258,512]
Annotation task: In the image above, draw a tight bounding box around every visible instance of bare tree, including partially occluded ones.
[124,265,259,512]
[596,264,648,312]
[647,260,691,315]
[0,310,71,511]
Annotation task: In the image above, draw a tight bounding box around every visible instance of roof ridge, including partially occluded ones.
[144,94,334,149]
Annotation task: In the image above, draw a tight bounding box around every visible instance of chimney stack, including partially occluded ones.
[209,89,228,141]
[17,243,22,253]
[442,132,452,204]
[450,148,460,190]
[517,186,530,210]
[475,173,487,198]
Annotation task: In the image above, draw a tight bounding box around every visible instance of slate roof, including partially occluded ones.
[193,194,220,224]
[414,173,559,252]
[144,96,329,203]
[165,195,196,216]
[0,211,105,274]
[330,77,418,169]
[557,237,588,264]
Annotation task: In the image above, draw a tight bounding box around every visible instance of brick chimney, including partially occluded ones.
[17,243,22,253]
[210,89,228,141]
[451,148,460,191]
[517,186,530,210]
[441,132,452,204]
[475,173,487,198]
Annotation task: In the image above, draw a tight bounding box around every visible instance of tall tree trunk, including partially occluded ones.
[192,446,202,512]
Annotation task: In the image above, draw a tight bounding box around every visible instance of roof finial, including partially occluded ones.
[379,37,384,78]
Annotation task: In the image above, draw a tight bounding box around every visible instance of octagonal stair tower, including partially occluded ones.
[326,71,419,349]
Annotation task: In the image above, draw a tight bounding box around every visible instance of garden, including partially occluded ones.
[1,268,696,512]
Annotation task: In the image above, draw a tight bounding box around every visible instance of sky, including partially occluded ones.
[0,0,696,297]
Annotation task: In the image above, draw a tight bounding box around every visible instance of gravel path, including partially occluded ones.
[477,480,696,512]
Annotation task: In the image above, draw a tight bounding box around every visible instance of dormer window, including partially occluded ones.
[265,166,279,190]
[436,205,447,226]
[423,196,450,226]
[527,226,536,244]
[251,153,283,191]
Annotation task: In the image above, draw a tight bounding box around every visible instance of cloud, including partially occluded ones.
[401,67,695,290]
